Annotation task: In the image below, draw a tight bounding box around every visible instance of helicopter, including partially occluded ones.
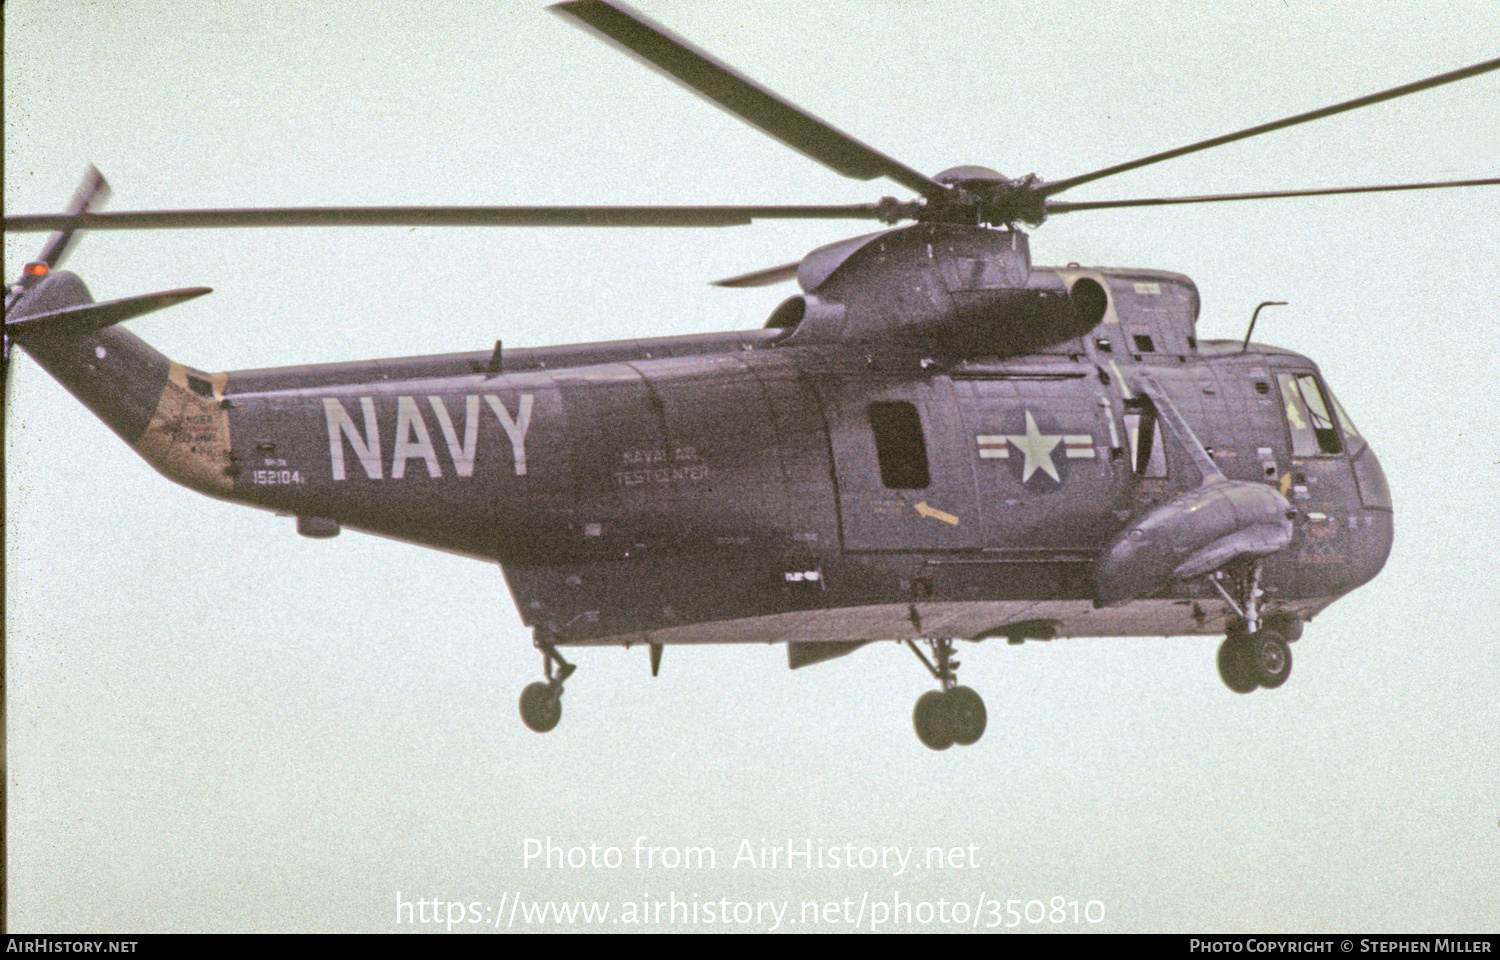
[5,2,1498,752]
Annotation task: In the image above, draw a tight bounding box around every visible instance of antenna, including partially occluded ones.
[1242,301,1288,351]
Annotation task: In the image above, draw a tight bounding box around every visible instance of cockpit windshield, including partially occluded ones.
[1278,372,1357,456]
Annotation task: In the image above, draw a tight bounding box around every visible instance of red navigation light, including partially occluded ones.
[24,263,49,276]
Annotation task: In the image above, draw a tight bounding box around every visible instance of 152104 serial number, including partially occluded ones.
[250,469,303,485]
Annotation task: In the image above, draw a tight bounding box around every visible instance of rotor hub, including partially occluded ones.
[928,167,1049,227]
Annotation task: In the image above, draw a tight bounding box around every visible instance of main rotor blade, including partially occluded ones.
[711,260,803,288]
[3,204,900,232]
[1045,177,1500,213]
[551,0,948,201]
[1040,55,1500,198]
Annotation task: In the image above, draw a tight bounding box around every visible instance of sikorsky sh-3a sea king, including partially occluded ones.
[6,3,1499,750]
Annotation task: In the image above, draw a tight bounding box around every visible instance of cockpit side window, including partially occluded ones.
[1278,372,1343,456]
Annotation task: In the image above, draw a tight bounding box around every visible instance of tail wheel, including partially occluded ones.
[912,685,988,751]
[519,681,562,733]
[913,690,954,751]
[905,638,989,750]
[946,686,987,746]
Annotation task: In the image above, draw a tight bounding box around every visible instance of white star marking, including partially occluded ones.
[1007,410,1063,483]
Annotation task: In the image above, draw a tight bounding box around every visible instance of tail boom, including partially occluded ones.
[8,270,233,497]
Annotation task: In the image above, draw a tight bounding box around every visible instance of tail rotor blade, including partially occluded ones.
[6,167,112,320]
[35,166,111,272]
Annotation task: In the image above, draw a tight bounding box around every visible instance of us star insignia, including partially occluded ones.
[974,410,1096,484]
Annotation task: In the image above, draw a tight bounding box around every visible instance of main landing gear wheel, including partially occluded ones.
[1247,629,1292,689]
[905,638,988,751]
[519,642,575,734]
[1208,563,1295,694]
[1217,629,1292,694]
[1217,636,1259,694]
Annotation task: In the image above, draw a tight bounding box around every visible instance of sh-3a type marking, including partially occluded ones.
[6,2,1498,749]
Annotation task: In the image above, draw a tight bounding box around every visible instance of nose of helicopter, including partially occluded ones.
[1344,443,1395,592]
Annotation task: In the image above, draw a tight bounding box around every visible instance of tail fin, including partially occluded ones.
[6,170,230,496]
[8,271,233,496]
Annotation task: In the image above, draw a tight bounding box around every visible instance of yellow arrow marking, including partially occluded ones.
[915,501,959,525]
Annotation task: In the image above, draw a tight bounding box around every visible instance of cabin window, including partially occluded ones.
[1278,372,1343,455]
[868,401,931,489]
[1124,400,1167,477]
[1132,334,1156,353]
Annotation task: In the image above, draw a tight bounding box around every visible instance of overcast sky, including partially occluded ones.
[6,0,1499,933]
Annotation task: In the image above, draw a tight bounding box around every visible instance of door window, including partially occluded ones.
[868,401,931,489]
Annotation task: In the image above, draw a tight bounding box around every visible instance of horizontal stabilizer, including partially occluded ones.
[6,286,211,336]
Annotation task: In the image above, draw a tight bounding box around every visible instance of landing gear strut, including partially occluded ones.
[1209,562,1294,694]
[904,638,987,751]
[519,643,574,733]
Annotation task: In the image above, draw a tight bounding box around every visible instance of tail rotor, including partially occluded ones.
[4,166,111,323]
